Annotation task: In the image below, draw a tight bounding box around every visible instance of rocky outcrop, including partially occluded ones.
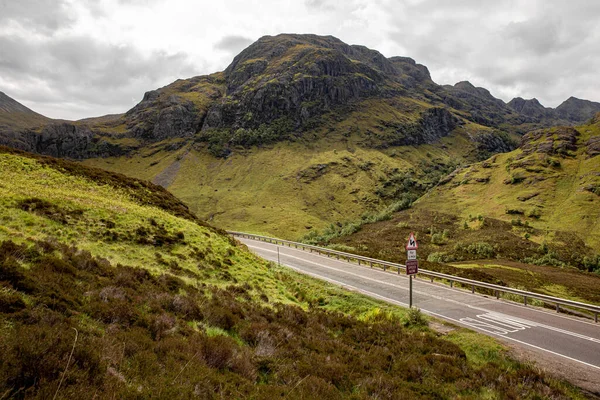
[520,127,579,157]
[388,56,432,87]
[125,91,204,141]
[0,123,127,159]
[379,107,460,147]
[419,107,459,143]
[586,136,600,158]
[471,131,517,159]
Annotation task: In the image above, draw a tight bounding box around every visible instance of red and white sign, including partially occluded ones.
[406,232,418,250]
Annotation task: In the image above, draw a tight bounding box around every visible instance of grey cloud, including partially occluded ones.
[305,0,331,10]
[384,0,600,106]
[214,35,254,54]
[0,34,199,119]
[0,0,74,34]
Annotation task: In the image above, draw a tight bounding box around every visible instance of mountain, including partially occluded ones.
[506,96,600,125]
[2,34,598,160]
[2,34,598,158]
[0,146,578,398]
[506,97,552,120]
[1,34,599,238]
[0,92,129,159]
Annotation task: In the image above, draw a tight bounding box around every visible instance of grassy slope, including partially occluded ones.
[416,121,600,249]
[84,123,486,240]
[0,150,583,398]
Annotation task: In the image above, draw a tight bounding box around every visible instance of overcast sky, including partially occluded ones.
[1,0,599,120]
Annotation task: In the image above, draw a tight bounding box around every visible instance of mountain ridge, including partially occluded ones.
[1,34,599,160]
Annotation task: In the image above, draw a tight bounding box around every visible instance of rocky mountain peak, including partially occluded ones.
[507,97,547,114]
[555,96,600,122]
[222,33,398,95]
[388,56,432,85]
[452,81,496,101]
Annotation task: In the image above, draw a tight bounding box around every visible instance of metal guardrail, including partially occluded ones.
[229,231,600,323]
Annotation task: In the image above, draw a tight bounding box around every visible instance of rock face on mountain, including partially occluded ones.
[417,107,459,144]
[1,34,599,160]
[125,90,204,141]
[0,122,125,159]
[202,34,395,131]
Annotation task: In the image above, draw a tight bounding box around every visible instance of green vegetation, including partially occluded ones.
[196,118,295,157]
[0,149,585,398]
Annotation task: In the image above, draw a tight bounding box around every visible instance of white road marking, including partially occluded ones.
[459,314,536,335]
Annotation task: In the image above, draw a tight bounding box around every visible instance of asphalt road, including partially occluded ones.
[238,237,600,384]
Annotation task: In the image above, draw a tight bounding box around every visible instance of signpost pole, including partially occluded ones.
[409,276,413,308]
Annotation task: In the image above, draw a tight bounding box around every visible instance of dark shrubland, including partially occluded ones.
[0,239,574,399]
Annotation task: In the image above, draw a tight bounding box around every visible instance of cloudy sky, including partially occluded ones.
[1,0,599,120]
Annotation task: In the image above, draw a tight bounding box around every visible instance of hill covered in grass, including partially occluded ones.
[0,148,583,398]
[416,113,600,249]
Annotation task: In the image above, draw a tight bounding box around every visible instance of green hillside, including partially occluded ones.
[84,123,489,238]
[417,114,600,249]
[0,148,583,398]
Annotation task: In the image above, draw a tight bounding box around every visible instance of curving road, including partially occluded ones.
[238,237,600,392]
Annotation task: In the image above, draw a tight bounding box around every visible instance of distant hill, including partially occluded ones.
[0,91,50,130]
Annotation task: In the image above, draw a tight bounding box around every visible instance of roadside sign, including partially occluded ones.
[406,232,418,250]
[406,259,418,275]
[405,233,419,306]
